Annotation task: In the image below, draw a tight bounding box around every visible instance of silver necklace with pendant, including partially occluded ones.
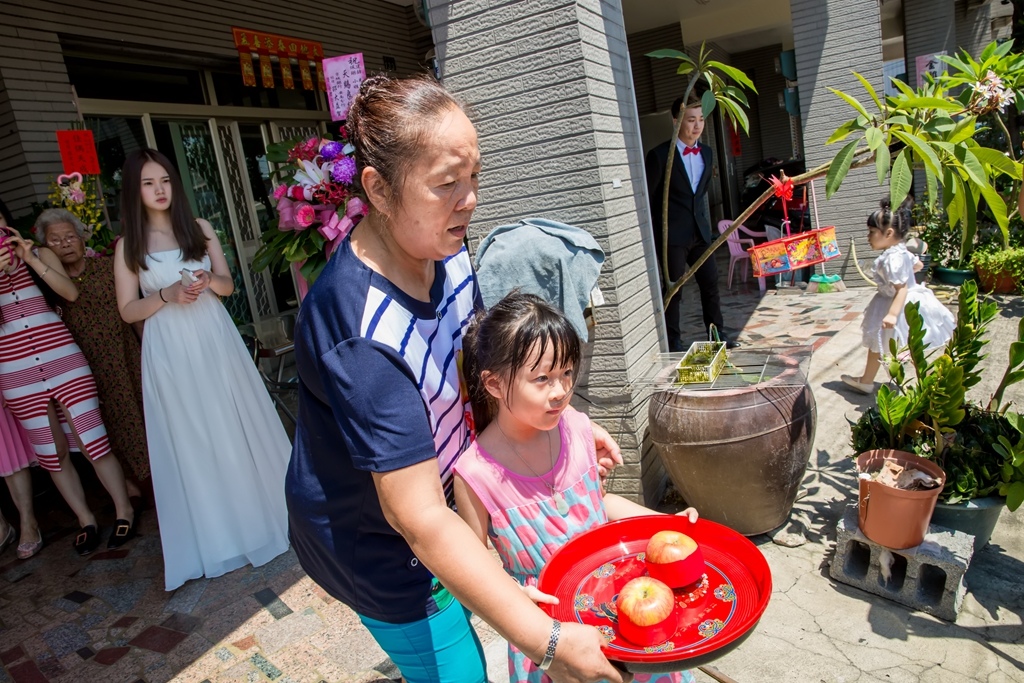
[496,422,569,515]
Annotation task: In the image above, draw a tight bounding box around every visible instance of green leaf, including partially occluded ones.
[894,96,962,111]
[825,140,859,199]
[864,126,883,151]
[947,117,978,145]
[977,180,1009,234]
[829,88,871,119]
[890,78,917,97]
[876,144,891,184]
[719,97,750,135]
[647,49,690,60]
[925,166,938,208]
[890,148,912,210]
[706,60,757,92]
[854,72,882,111]
[827,120,861,145]
[676,62,696,76]
[1007,481,1024,512]
[892,130,942,177]
[970,147,1023,179]
[701,90,717,118]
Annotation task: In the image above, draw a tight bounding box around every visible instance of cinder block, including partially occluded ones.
[829,505,974,621]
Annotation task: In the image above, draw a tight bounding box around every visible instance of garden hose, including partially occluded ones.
[848,239,877,286]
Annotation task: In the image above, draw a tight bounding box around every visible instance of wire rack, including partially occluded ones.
[637,345,814,392]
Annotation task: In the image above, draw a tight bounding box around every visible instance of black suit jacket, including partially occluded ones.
[645,140,714,247]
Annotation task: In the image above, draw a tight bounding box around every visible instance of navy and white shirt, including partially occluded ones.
[285,236,481,623]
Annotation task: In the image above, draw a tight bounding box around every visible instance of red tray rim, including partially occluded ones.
[537,516,773,666]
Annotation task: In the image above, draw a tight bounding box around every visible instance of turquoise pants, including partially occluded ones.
[358,582,487,683]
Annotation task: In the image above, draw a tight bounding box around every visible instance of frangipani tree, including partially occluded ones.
[649,40,1024,310]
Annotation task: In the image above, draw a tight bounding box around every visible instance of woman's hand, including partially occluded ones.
[882,313,897,329]
[8,235,36,265]
[521,584,559,606]
[675,507,699,523]
[189,268,211,294]
[162,282,200,305]
[591,421,623,479]
[546,622,632,683]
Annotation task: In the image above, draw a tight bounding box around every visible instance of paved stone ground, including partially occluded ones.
[0,257,1021,682]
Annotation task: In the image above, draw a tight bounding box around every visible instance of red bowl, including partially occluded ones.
[617,606,681,648]
[537,516,772,673]
[646,547,706,589]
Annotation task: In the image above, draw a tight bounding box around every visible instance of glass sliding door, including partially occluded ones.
[151,119,252,325]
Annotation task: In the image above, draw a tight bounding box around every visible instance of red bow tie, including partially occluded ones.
[683,145,700,156]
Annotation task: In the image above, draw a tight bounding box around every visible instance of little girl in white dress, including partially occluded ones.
[841,200,956,394]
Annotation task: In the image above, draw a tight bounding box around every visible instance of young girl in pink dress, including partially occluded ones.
[454,292,697,683]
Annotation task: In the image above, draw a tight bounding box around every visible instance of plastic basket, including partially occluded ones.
[748,226,841,277]
[676,341,727,384]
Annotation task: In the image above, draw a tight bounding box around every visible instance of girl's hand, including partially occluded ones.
[189,268,211,294]
[675,507,699,523]
[0,246,12,273]
[162,282,199,305]
[882,314,898,329]
[521,584,560,606]
[592,422,623,479]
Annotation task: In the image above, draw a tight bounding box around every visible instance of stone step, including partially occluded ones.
[829,504,974,621]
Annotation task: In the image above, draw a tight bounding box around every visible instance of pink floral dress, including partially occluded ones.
[454,408,690,683]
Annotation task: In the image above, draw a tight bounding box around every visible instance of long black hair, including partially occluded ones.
[119,148,207,272]
[463,292,581,432]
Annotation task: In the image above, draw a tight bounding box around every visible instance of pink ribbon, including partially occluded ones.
[276,197,297,231]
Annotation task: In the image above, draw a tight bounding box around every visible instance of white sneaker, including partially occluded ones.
[841,374,875,395]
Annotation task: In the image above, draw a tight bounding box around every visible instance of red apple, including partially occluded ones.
[645,530,705,588]
[615,576,678,646]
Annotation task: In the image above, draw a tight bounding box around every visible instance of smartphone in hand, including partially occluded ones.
[180,268,199,287]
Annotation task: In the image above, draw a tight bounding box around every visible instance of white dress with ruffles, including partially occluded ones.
[861,243,955,354]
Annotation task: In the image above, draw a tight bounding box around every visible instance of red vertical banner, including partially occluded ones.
[298,59,313,90]
[728,120,743,157]
[55,130,100,175]
[315,60,326,91]
[258,54,275,88]
[239,53,257,87]
[280,60,295,89]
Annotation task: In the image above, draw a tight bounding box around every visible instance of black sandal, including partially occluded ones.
[73,525,100,556]
[107,516,138,549]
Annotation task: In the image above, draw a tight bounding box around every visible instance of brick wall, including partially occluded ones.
[791,0,886,281]
[427,0,667,504]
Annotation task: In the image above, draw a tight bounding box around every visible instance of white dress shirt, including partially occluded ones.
[675,139,704,194]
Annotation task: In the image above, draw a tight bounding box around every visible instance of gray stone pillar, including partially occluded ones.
[791,0,886,279]
[426,0,668,503]
[905,0,957,88]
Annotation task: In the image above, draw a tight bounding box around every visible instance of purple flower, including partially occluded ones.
[331,156,358,185]
[320,140,344,161]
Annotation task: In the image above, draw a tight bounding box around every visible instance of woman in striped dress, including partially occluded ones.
[0,214,136,556]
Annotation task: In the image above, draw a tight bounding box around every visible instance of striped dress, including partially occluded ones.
[0,259,110,470]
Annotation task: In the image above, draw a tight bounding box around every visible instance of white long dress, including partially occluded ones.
[861,243,956,354]
[139,249,291,591]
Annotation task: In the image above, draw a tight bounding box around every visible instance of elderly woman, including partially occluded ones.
[34,209,150,494]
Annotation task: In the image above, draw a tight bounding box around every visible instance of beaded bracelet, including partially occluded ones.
[538,619,560,671]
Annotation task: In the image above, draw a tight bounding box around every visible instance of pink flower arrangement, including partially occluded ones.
[253,129,368,289]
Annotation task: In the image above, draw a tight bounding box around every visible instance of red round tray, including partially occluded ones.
[537,516,771,673]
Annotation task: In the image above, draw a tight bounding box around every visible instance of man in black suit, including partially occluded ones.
[645,94,736,352]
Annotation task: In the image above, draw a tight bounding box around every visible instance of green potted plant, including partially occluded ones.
[850,280,1024,548]
[971,245,1024,293]
[913,202,978,285]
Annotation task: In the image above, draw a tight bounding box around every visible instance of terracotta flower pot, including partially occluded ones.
[857,450,946,550]
[975,265,1017,294]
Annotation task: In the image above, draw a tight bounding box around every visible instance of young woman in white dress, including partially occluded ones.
[113,148,291,591]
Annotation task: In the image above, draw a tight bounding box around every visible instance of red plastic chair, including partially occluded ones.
[718,219,767,293]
